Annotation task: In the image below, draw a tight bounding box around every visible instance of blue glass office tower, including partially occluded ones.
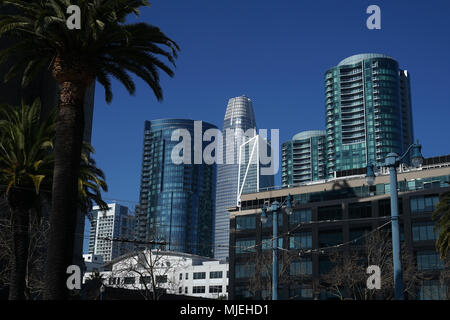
[136,119,217,257]
[325,54,414,175]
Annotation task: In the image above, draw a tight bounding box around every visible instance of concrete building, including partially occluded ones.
[84,250,229,299]
[88,203,135,262]
[228,155,450,300]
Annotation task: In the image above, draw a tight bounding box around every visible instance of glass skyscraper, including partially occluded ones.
[215,95,273,261]
[325,53,414,175]
[237,135,275,203]
[281,130,327,187]
[136,119,217,257]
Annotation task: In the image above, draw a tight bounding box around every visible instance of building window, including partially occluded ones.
[193,272,206,280]
[235,239,256,254]
[236,215,256,230]
[319,230,343,247]
[139,276,151,284]
[210,271,223,279]
[349,227,371,245]
[185,273,189,280]
[289,286,313,300]
[179,273,183,280]
[318,205,342,221]
[319,256,333,275]
[262,237,283,251]
[412,222,437,241]
[261,213,283,228]
[290,259,312,275]
[378,198,403,216]
[410,195,439,214]
[235,264,255,279]
[418,280,447,300]
[179,287,183,294]
[123,277,135,285]
[290,232,312,249]
[155,275,167,284]
[417,251,444,270]
[193,286,206,294]
[290,209,312,224]
[185,287,188,294]
[234,286,252,300]
[209,286,223,293]
[349,202,372,219]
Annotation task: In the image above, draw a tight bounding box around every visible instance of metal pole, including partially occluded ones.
[388,163,404,300]
[272,208,278,300]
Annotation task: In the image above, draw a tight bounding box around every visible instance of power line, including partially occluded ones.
[97,236,166,246]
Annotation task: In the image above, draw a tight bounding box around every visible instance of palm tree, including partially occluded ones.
[433,190,450,259]
[0,99,55,299]
[0,0,179,299]
[79,142,109,215]
[0,99,109,299]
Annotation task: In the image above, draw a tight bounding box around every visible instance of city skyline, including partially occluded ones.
[89,1,450,209]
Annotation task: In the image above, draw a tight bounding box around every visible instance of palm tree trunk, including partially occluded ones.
[44,78,86,299]
[8,205,30,300]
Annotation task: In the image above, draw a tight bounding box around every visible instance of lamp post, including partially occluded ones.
[260,194,293,300]
[365,142,423,300]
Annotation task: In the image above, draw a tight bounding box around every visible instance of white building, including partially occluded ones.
[83,254,104,272]
[88,203,135,262]
[84,250,229,299]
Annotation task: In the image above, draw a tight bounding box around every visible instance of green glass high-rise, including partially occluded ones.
[281,130,327,187]
[325,53,414,176]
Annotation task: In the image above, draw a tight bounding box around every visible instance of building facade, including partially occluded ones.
[282,130,327,187]
[83,254,105,273]
[325,53,414,176]
[87,250,229,299]
[88,203,135,262]
[228,155,450,300]
[237,135,275,206]
[135,119,217,257]
[215,95,258,261]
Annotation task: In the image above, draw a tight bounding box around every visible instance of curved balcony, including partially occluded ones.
[341,107,364,115]
[341,82,363,89]
[340,76,362,83]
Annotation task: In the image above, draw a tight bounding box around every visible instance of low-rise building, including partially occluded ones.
[84,250,229,299]
[83,254,104,273]
[228,155,450,300]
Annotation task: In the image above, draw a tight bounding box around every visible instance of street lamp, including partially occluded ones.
[260,194,293,300]
[365,142,423,300]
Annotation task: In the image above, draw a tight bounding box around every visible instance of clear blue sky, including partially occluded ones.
[86,0,450,234]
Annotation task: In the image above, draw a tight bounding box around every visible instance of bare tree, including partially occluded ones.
[0,206,50,300]
[106,247,185,300]
[246,249,301,299]
[322,230,428,300]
